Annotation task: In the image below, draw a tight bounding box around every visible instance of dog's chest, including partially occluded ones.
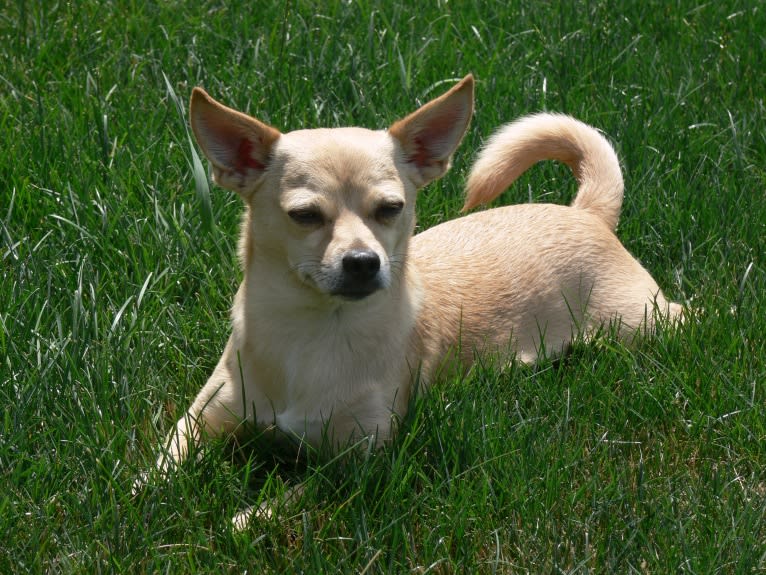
[247,308,408,437]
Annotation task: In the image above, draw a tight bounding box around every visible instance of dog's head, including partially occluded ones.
[189,75,473,302]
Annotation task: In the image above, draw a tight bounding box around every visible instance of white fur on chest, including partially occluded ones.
[233,280,417,445]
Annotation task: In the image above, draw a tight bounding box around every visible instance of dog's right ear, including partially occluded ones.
[389,74,474,188]
[189,88,281,197]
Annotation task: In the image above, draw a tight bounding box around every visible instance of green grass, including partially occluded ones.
[2,0,765,572]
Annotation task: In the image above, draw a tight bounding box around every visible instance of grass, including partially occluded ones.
[1,0,765,572]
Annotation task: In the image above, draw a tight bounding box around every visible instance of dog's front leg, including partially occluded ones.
[136,341,253,490]
[164,349,251,463]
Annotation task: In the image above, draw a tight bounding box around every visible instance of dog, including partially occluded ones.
[141,74,682,526]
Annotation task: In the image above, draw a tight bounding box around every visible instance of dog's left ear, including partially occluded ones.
[389,74,474,187]
[189,88,282,197]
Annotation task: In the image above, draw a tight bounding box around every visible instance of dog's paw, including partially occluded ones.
[131,453,179,497]
[231,483,305,531]
[131,469,151,497]
[231,501,275,531]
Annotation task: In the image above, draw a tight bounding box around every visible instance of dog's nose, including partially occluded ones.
[342,249,380,280]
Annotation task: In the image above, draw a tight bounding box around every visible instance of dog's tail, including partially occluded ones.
[464,113,624,231]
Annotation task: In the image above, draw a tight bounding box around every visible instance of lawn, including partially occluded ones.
[1,1,764,572]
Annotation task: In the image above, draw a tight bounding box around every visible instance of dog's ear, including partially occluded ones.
[189,88,281,197]
[388,74,474,187]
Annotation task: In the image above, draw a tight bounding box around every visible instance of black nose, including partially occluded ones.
[342,249,380,281]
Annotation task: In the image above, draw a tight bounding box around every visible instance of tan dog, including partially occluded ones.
[145,74,681,523]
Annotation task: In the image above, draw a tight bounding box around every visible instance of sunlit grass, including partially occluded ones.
[1,1,764,572]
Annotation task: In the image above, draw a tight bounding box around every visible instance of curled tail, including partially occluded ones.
[464,113,624,231]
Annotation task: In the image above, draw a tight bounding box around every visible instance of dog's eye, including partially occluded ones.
[374,201,404,223]
[288,208,324,226]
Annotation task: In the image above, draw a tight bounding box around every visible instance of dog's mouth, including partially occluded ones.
[331,284,382,301]
[295,269,385,301]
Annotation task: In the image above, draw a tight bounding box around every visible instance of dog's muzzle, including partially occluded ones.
[332,249,384,300]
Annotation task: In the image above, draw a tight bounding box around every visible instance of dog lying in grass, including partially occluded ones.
[138,74,682,526]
